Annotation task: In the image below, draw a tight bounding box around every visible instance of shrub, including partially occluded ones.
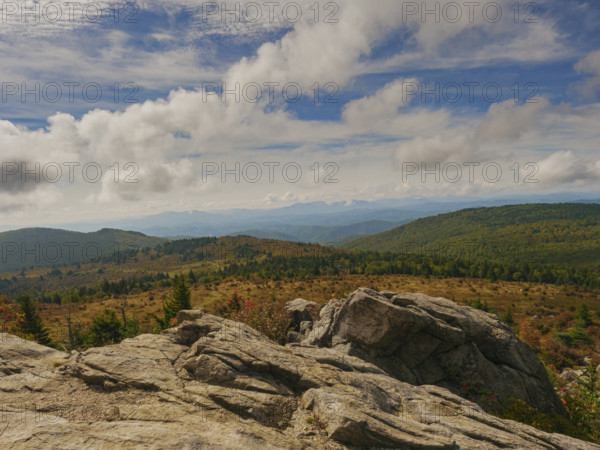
[555,311,574,329]
[0,295,22,334]
[555,332,574,347]
[498,398,579,439]
[222,291,290,345]
[540,338,580,370]
[555,327,593,347]
[86,309,123,347]
[518,321,541,351]
[559,364,600,443]
[67,310,141,350]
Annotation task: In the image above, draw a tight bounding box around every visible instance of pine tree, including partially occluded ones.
[188,270,198,284]
[16,294,52,346]
[151,274,191,330]
[501,308,515,327]
[86,309,123,347]
[575,303,592,328]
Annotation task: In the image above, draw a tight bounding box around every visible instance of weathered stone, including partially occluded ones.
[300,288,566,416]
[0,333,68,376]
[299,321,312,335]
[176,309,204,324]
[0,290,597,449]
[560,368,585,382]
[285,298,319,331]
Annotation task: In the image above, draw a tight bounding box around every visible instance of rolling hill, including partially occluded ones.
[0,228,167,273]
[228,220,402,245]
[343,203,600,267]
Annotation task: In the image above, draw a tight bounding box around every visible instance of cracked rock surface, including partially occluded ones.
[301,288,566,416]
[0,289,598,449]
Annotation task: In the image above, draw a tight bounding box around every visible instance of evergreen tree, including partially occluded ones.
[188,270,198,284]
[151,274,191,330]
[575,303,592,328]
[16,294,52,346]
[501,308,515,327]
[86,309,123,347]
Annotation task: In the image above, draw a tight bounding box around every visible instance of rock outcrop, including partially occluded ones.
[0,289,597,449]
[300,288,565,416]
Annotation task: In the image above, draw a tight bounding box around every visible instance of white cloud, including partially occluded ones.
[364,0,568,73]
[575,49,600,99]
[343,78,416,126]
[394,134,476,166]
[475,98,551,143]
[537,150,600,185]
[0,0,599,226]
[225,1,405,88]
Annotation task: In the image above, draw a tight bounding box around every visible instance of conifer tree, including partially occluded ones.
[16,294,52,346]
[151,274,191,330]
[575,303,592,328]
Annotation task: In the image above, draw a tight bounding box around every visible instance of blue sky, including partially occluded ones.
[0,0,599,226]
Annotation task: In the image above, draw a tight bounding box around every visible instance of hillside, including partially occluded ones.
[343,203,600,267]
[0,235,337,297]
[229,220,401,245]
[0,228,167,273]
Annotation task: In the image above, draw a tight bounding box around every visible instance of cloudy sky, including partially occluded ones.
[1,0,599,227]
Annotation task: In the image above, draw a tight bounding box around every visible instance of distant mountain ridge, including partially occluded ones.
[5,192,598,239]
[0,228,167,273]
[228,220,403,244]
[343,203,600,267]
[3,202,600,274]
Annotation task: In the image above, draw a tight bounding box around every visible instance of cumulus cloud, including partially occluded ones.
[0,161,43,194]
[537,150,600,185]
[368,0,567,73]
[575,49,600,99]
[391,96,600,193]
[225,1,405,88]
[343,78,416,125]
[0,1,599,226]
[394,134,476,166]
[393,99,552,168]
[475,98,551,142]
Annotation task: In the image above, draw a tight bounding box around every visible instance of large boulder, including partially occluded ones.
[0,292,596,449]
[301,288,566,416]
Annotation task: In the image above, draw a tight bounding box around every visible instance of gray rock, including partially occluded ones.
[300,288,566,416]
[286,330,304,344]
[560,369,585,382]
[299,321,313,335]
[0,333,68,376]
[0,290,596,449]
[176,309,204,324]
[304,298,342,346]
[285,298,319,331]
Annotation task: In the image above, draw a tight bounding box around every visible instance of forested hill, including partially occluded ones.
[343,203,600,267]
[0,228,167,273]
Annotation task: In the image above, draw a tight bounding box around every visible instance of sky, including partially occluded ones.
[1,0,599,227]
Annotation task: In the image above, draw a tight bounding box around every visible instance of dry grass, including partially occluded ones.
[38,273,600,343]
